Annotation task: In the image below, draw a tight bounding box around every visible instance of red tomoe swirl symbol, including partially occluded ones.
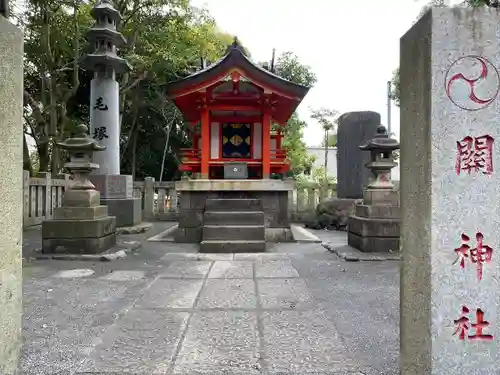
[445,56,500,111]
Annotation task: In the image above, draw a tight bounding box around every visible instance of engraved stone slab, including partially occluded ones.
[89,174,133,199]
[400,8,500,375]
[336,111,380,199]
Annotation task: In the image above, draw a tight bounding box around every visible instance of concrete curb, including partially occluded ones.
[146,224,178,242]
[30,240,141,261]
[290,224,322,243]
[116,222,153,235]
[322,242,401,262]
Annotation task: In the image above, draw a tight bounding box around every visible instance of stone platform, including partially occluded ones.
[175,179,293,245]
[21,224,399,375]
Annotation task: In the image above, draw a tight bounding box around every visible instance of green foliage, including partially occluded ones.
[310,166,336,184]
[21,0,237,179]
[390,68,400,107]
[323,133,337,147]
[269,52,317,177]
[273,52,317,88]
[20,0,315,180]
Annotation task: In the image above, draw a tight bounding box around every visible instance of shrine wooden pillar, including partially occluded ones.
[201,108,210,178]
[262,111,271,178]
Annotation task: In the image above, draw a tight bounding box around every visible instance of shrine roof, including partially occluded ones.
[166,38,310,99]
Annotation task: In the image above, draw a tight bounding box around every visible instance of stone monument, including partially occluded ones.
[0,15,23,374]
[336,111,380,199]
[81,0,141,228]
[42,124,117,254]
[401,8,500,374]
[347,125,400,253]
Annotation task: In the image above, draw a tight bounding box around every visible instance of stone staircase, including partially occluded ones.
[200,198,266,253]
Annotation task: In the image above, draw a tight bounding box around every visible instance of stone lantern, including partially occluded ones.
[346,125,401,253]
[41,124,117,254]
[359,125,400,191]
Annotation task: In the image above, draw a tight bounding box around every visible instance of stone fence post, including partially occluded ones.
[23,170,30,227]
[143,177,155,219]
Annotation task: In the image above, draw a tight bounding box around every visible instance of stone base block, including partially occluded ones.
[348,215,400,237]
[204,211,264,226]
[205,198,262,211]
[53,205,108,220]
[347,231,399,253]
[355,204,400,219]
[62,189,101,207]
[42,216,116,238]
[363,189,399,205]
[102,197,141,227]
[90,174,133,199]
[265,228,293,242]
[202,225,265,241]
[175,227,202,243]
[42,233,116,254]
[200,240,266,253]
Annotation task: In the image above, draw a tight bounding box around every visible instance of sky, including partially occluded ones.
[189,0,457,146]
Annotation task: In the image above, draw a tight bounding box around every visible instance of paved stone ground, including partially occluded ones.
[21,224,399,375]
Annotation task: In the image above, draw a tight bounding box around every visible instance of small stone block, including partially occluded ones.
[101,197,141,227]
[62,189,101,207]
[348,215,400,237]
[174,227,202,243]
[347,231,399,253]
[42,216,116,239]
[42,233,117,254]
[355,204,401,219]
[53,205,108,220]
[363,188,399,205]
[178,209,204,228]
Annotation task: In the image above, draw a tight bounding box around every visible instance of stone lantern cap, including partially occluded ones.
[359,125,400,152]
[56,124,106,154]
[91,0,122,23]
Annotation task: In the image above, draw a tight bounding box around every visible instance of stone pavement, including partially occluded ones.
[21,224,399,375]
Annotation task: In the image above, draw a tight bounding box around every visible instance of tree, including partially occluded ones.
[310,107,339,191]
[20,0,236,180]
[268,51,318,176]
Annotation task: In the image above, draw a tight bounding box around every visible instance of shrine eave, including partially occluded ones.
[165,46,310,100]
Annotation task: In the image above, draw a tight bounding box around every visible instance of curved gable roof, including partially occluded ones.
[166,38,310,99]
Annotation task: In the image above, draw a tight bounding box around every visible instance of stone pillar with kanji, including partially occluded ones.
[400,8,500,375]
[81,0,142,228]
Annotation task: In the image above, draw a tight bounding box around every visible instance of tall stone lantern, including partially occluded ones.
[42,124,117,254]
[347,125,401,253]
[359,125,400,192]
[81,0,142,228]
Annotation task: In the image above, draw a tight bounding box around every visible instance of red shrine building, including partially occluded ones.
[166,38,309,179]
[166,38,311,250]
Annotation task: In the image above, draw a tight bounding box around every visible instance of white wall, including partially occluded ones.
[306,147,400,181]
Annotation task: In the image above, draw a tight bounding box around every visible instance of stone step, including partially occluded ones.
[205,198,262,211]
[203,211,264,226]
[200,240,266,253]
[202,225,265,241]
